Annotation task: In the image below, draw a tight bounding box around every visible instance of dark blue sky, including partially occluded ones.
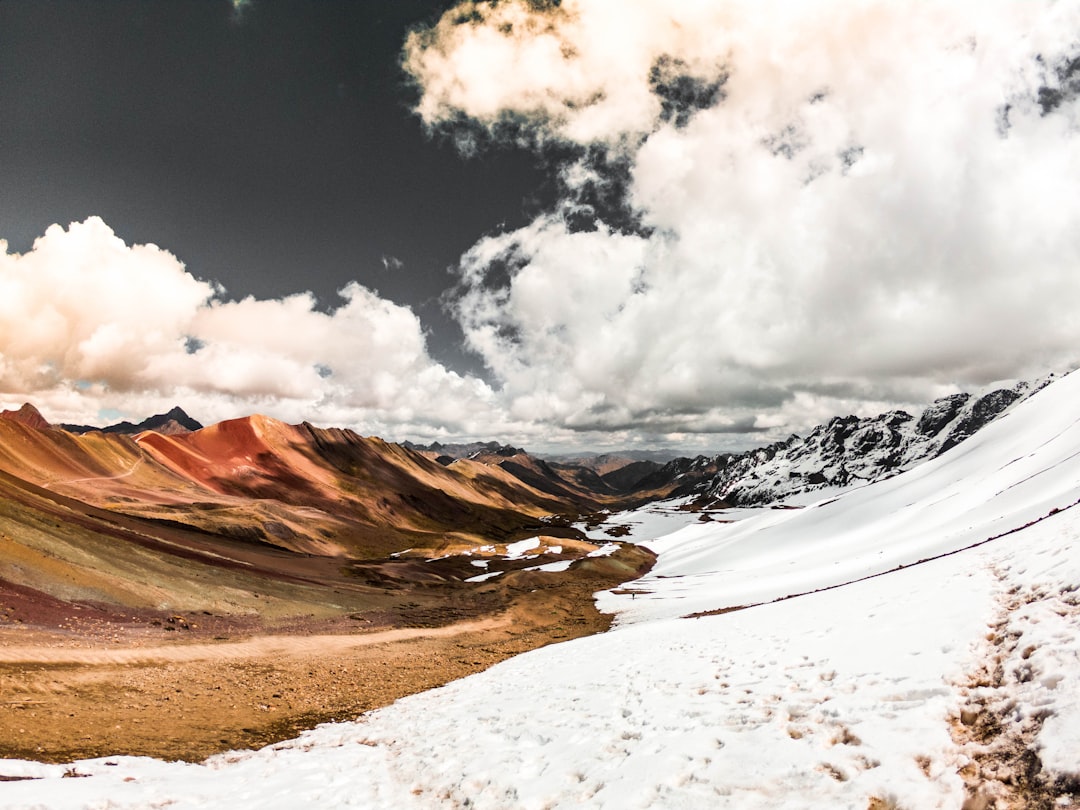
[0,0,551,374]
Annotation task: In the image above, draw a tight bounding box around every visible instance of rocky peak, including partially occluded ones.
[696,376,1053,507]
[0,403,50,430]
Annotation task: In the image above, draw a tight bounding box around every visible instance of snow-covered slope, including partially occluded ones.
[3,373,1079,809]
[602,370,1080,624]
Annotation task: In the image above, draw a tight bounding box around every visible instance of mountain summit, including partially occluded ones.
[61,406,203,436]
[132,406,204,435]
[0,402,51,430]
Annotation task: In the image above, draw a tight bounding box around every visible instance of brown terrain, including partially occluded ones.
[0,404,655,764]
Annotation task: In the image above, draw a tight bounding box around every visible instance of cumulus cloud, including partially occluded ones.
[0,217,505,441]
[407,0,1080,440]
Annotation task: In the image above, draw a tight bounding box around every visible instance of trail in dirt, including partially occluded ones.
[0,615,509,666]
[41,457,144,490]
[0,545,657,765]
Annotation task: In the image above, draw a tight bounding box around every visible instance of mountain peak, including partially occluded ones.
[59,406,203,436]
[157,406,203,432]
[0,402,51,430]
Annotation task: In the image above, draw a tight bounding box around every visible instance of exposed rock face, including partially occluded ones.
[695,378,1052,506]
[600,460,663,492]
[0,403,50,430]
[620,454,730,501]
[138,406,204,434]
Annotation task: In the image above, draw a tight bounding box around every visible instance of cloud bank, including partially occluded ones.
[0,218,499,441]
[405,0,1080,437]
[5,2,1080,454]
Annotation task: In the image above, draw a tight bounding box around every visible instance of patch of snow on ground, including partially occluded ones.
[599,369,1080,625]
[503,537,541,559]
[522,559,574,573]
[578,496,702,545]
[463,570,504,583]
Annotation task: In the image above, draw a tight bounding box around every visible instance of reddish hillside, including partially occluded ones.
[131,415,587,556]
[0,404,664,655]
[0,403,51,430]
[0,407,596,562]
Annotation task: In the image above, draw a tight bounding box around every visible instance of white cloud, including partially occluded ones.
[6,2,1080,455]
[407,0,1080,440]
[0,217,508,441]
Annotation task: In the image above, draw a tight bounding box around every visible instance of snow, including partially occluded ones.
[463,570,503,583]
[4,372,1080,808]
[600,367,1080,624]
[578,496,702,544]
[502,537,542,559]
[521,559,574,573]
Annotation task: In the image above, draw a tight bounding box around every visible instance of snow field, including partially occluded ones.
[0,529,1014,809]
[601,368,1080,624]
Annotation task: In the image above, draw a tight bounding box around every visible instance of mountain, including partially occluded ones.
[405,444,675,503]
[0,402,50,430]
[692,377,1051,506]
[412,379,1052,508]
[597,460,662,492]
[0,410,615,629]
[591,377,1053,507]
[402,440,525,460]
[587,453,731,503]
[544,449,685,467]
[464,446,616,508]
[60,405,203,435]
[0,375,1055,638]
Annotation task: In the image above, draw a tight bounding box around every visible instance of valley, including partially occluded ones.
[0,373,1076,809]
[0,403,657,763]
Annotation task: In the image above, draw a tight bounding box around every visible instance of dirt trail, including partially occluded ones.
[42,457,144,490]
[0,546,655,765]
[0,616,508,666]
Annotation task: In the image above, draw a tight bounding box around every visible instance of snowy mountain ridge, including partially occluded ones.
[696,375,1054,506]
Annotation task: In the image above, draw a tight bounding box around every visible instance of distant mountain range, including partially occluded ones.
[685,376,1053,506]
[407,379,1051,508]
[59,405,204,435]
[0,374,1058,637]
[6,375,1046,515]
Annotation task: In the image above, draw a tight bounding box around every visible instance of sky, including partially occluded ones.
[1,0,1079,454]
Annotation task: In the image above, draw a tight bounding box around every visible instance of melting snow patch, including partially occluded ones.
[464,570,504,583]
[522,559,574,573]
[503,537,541,560]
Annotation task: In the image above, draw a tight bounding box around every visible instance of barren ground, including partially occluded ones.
[0,546,653,765]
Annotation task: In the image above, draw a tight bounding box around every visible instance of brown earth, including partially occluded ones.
[0,410,657,766]
[0,544,654,765]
